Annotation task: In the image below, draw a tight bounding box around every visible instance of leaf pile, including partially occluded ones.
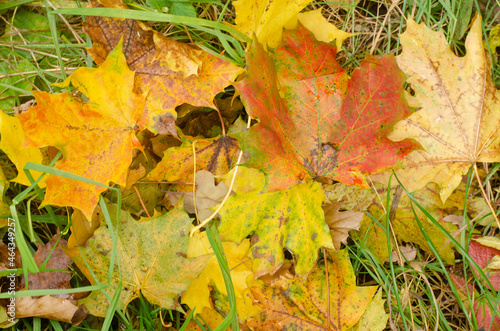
[1,2,500,329]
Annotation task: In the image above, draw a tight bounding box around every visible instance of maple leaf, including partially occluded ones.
[449,265,500,330]
[17,42,143,219]
[0,111,46,187]
[382,16,500,202]
[355,182,464,264]
[289,9,355,50]
[232,0,311,48]
[65,202,209,317]
[468,237,500,291]
[218,175,333,277]
[245,249,378,330]
[235,24,419,192]
[147,135,239,184]
[182,236,262,322]
[84,2,240,135]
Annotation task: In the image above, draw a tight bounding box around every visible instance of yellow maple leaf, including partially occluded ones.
[233,0,312,48]
[0,111,46,188]
[288,9,355,51]
[17,41,143,219]
[382,16,500,202]
[182,236,262,322]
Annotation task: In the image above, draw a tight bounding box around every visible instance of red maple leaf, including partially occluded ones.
[234,25,420,191]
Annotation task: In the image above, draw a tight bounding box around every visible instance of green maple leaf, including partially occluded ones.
[219,168,333,277]
[65,203,209,317]
[234,24,419,192]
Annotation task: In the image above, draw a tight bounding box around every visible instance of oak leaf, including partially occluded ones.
[235,25,419,192]
[17,42,143,219]
[246,249,378,330]
[382,16,500,202]
[218,177,333,277]
[84,1,240,135]
[65,202,209,317]
[323,202,363,250]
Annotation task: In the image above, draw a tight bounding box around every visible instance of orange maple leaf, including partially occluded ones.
[18,42,143,219]
[83,1,241,136]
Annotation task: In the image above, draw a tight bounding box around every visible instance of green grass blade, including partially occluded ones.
[205,223,239,331]
[51,7,251,43]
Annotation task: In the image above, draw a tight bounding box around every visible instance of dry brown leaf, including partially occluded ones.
[323,202,363,250]
[14,296,86,324]
[183,170,230,221]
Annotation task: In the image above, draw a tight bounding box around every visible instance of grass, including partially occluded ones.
[1,0,500,330]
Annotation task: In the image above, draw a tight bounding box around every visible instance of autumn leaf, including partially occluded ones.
[468,238,500,291]
[180,170,230,221]
[288,9,355,50]
[218,176,333,277]
[17,42,143,219]
[7,235,88,324]
[147,135,239,184]
[323,202,363,250]
[381,16,500,202]
[0,111,46,187]
[68,207,102,249]
[246,249,378,330]
[232,0,312,48]
[182,237,261,322]
[84,1,240,135]
[65,202,209,317]
[355,182,463,264]
[353,289,388,331]
[449,265,500,330]
[235,24,419,192]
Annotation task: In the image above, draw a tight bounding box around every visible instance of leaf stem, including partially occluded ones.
[189,115,251,236]
[473,163,500,228]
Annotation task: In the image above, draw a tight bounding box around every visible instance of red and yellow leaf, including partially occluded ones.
[234,24,419,192]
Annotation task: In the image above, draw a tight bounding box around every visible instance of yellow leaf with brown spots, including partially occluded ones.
[380,16,500,202]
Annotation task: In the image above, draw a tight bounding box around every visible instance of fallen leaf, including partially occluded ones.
[7,235,89,324]
[469,238,500,290]
[182,170,230,221]
[68,207,102,249]
[246,249,378,330]
[323,182,375,211]
[352,288,388,331]
[182,237,261,322]
[147,135,239,184]
[13,296,87,325]
[219,179,333,277]
[18,42,143,219]
[84,1,240,135]
[380,16,500,202]
[323,202,363,250]
[234,24,419,192]
[355,182,461,264]
[291,9,355,50]
[65,202,209,317]
[386,245,417,263]
[232,0,312,48]
[0,111,46,187]
[449,265,500,330]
